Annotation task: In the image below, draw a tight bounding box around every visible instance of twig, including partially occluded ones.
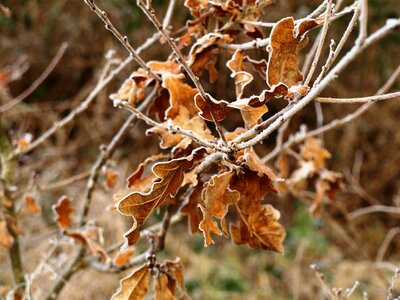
[304,0,333,86]
[348,205,400,220]
[136,0,228,145]
[38,170,91,191]
[316,91,400,103]
[116,100,230,153]
[357,0,368,45]
[315,2,361,83]
[0,124,25,289]
[83,0,160,81]
[232,17,400,151]
[376,227,400,262]
[0,43,68,113]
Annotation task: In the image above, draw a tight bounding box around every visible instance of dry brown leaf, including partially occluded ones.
[67,226,109,261]
[188,33,232,80]
[201,171,240,219]
[21,193,41,215]
[198,171,240,246]
[242,148,279,181]
[155,274,174,300]
[103,168,119,189]
[112,263,151,300]
[195,93,230,122]
[127,153,168,192]
[231,204,285,253]
[118,151,202,246]
[163,75,199,119]
[230,170,285,253]
[0,220,13,249]
[148,61,181,76]
[300,137,331,170]
[148,75,214,149]
[110,69,152,106]
[52,196,74,230]
[311,170,343,216]
[181,185,203,234]
[113,248,135,267]
[267,17,319,88]
[198,206,222,246]
[226,50,254,99]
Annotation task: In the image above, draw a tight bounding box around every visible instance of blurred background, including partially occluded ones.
[1,0,400,299]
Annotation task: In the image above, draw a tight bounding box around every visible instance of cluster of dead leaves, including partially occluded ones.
[118,142,285,253]
[112,258,189,300]
[278,137,343,215]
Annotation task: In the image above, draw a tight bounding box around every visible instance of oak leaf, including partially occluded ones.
[118,152,200,246]
[230,170,285,253]
[198,206,222,246]
[52,196,74,230]
[112,263,151,300]
[195,93,230,122]
[199,171,240,246]
[267,17,319,88]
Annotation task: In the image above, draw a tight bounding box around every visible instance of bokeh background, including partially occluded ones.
[1,0,400,299]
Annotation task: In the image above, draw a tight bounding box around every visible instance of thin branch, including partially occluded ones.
[316,91,400,103]
[136,0,228,145]
[83,0,160,81]
[376,227,400,262]
[116,100,230,153]
[218,38,270,51]
[304,0,333,86]
[0,43,68,113]
[348,205,400,220]
[357,0,368,45]
[38,170,91,192]
[314,2,361,84]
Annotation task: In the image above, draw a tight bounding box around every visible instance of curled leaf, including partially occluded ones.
[195,93,230,122]
[118,151,202,246]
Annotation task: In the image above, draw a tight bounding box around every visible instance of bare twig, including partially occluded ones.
[348,205,400,220]
[304,0,333,86]
[376,227,400,262]
[0,43,68,113]
[83,0,160,81]
[38,170,91,191]
[116,100,230,153]
[316,91,400,103]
